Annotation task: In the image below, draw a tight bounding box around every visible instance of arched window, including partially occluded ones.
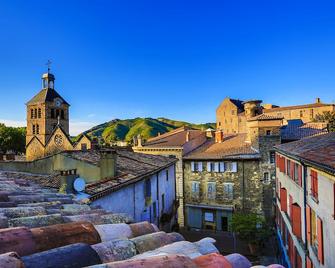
[31,109,34,119]
[38,108,41,118]
[61,110,65,119]
[36,124,39,134]
[51,109,55,118]
[56,109,60,119]
[34,109,37,119]
[32,125,36,135]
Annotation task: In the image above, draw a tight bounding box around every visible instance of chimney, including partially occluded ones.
[315,97,321,103]
[59,169,78,194]
[206,128,214,138]
[186,131,190,142]
[215,130,223,143]
[99,149,117,179]
[137,134,143,147]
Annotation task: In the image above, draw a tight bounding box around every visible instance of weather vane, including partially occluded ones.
[46,60,52,73]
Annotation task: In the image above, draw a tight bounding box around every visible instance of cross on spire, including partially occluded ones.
[46,60,52,73]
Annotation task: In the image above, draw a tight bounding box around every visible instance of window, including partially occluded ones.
[270,151,275,164]
[191,161,203,172]
[153,201,157,219]
[263,172,270,183]
[311,170,318,200]
[191,181,200,198]
[61,110,65,119]
[225,162,237,172]
[38,108,41,118]
[34,109,37,118]
[266,130,272,136]
[56,109,60,119]
[207,182,216,200]
[300,110,303,117]
[36,124,39,134]
[231,110,235,115]
[51,109,55,119]
[166,169,169,181]
[286,159,291,177]
[280,188,287,212]
[81,143,87,151]
[218,122,221,126]
[293,163,299,184]
[32,125,36,135]
[161,194,165,212]
[30,109,34,119]
[145,179,151,198]
[223,183,234,200]
[204,211,214,222]
[307,206,324,264]
[310,109,314,119]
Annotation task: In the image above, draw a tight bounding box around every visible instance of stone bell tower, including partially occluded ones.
[26,64,70,160]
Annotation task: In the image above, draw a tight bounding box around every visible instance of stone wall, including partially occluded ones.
[183,159,262,214]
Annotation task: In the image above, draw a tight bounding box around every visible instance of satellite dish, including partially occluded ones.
[73,177,86,192]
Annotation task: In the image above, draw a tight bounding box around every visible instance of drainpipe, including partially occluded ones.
[303,164,308,251]
[242,160,245,211]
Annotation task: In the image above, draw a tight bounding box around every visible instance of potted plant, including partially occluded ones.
[231,213,270,255]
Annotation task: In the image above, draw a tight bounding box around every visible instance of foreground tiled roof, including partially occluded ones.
[143,126,205,147]
[0,171,283,268]
[281,121,328,141]
[26,88,69,105]
[263,102,334,113]
[184,134,260,160]
[275,132,335,172]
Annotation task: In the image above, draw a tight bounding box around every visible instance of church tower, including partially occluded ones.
[26,69,70,160]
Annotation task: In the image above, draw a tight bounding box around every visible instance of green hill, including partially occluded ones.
[81,117,215,144]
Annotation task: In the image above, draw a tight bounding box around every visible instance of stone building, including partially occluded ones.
[26,71,93,161]
[182,110,283,231]
[274,133,335,268]
[133,126,208,227]
[216,97,334,135]
[183,134,261,231]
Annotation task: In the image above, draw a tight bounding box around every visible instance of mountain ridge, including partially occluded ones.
[80,117,215,144]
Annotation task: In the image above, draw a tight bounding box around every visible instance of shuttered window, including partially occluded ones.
[289,195,293,218]
[191,181,200,198]
[219,162,225,172]
[292,204,302,239]
[280,188,287,212]
[317,217,324,264]
[223,183,234,200]
[310,170,318,200]
[207,182,216,200]
[306,205,311,243]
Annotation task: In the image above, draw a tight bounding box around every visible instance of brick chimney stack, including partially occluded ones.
[99,149,117,180]
[316,97,321,103]
[215,130,224,143]
[59,169,78,194]
[186,131,190,142]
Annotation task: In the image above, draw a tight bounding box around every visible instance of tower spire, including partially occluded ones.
[46,59,52,74]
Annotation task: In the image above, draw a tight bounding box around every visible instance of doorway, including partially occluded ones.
[221,216,228,231]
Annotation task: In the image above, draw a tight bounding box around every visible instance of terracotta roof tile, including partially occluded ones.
[281,122,328,141]
[248,114,283,121]
[184,134,260,160]
[275,132,335,171]
[144,127,205,147]
[263,102,334,113]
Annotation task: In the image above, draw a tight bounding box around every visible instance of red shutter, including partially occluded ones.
[289,194,293,217]
[290,162,294,179]
[292,204,302,239]
[317,217,324,264]
[306,256,312,268]
[280,188,287,212]
[306,205,311,243]
[298,165,302,186]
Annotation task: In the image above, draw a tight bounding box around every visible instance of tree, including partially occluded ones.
[0,124,26,153]
[313,111,335,132]
[231,213,271,247]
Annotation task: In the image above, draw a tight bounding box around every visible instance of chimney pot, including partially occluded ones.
[186,131,190,142]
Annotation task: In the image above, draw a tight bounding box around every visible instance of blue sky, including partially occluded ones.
[1,1,335,135]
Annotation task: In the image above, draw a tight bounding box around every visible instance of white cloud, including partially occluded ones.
[70,121,97,136]
[0,119,25,127]
[0,118,97,136]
